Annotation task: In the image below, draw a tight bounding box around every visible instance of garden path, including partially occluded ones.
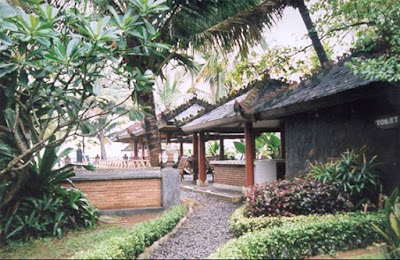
[150,190,239,259]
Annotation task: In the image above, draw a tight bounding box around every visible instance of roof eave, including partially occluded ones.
[181,114,244,133]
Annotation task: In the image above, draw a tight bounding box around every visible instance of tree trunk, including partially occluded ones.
[98,130,107,160]
[138,89,161,167]
[0,168,30,211]
[296,0,329,67]
[210,81,217,104]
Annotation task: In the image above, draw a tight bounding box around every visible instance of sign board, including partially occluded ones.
[375,115,399,129]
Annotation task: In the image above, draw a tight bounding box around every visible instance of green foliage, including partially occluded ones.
[0,139,98,244]
[73,204,187,259]
[255,132,280,159]
[0,186,99,244]
[211,211,384,259]
[312,0,400,82]
[156,73,182,111]
[229,206,353,238]
[373,187,400,259]
[26,136,94,195]
[309,147,380,206]
[225,47,310,86]
[230,206,383,238]
[245,178,353,217]
[206,141,220,157]
[233,141,245,158]
[234,133,281,159]
[0,0,168,211]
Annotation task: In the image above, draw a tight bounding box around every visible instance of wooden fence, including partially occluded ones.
[96,158,152,169]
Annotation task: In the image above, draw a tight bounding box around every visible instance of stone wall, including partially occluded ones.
[284,92,400,193]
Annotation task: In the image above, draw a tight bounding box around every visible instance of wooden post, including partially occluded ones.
[192,133,198,182]
[198,131,207,185]
[141,138,145,159]
[245,122,255,187]
[179,142,183,160]
[134,140,138,159]
[219,138,224,160]
[280,128,286,159]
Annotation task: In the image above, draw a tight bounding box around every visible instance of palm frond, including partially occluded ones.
[169,0,287,56]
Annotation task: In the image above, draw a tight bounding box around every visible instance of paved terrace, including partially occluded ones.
[180,173,244,203]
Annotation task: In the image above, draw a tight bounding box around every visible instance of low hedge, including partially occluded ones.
[73,205,187,259]
[230,206,354,237]
[211,211,384,259]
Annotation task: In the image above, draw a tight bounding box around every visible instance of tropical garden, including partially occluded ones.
[0,0,399,258]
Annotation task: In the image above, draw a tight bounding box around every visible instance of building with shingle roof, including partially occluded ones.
[181,53,400,193]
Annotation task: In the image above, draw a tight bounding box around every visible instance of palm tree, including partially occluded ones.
[91,116,120,160]
[90,0,328,167]
[206,0,329,66]
[96,0,289,167]
[191,51,228,104]
[155,73,186,111]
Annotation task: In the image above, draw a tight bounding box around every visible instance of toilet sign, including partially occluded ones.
[375,115,399,129]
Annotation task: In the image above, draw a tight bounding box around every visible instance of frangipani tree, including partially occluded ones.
[0,0,168,210]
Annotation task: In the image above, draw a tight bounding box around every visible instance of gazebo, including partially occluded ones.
[112,97,211,166]
[181,77,288,190]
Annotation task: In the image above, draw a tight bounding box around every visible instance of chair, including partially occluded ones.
[177,156,191,181]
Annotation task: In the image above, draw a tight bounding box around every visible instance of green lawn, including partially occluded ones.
[309,244,386,259]
[353,252,386,259]
[0,224,130,259]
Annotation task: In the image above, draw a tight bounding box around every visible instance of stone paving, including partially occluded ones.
[150,190,240,259]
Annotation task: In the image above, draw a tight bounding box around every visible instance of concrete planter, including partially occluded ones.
[254,159,285,185]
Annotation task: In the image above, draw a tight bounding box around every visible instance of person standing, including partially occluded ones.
[77,144,83,168]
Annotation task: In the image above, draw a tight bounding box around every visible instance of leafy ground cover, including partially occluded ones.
[211,210,383,259]
[0,212,161,259]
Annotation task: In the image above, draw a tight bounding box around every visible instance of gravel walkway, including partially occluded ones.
[151,190,240,259]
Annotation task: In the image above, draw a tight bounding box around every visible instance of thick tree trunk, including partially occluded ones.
[138,90,161,167]
[98,131,107,160]
[0,168,30,211]
[296,0,329,67]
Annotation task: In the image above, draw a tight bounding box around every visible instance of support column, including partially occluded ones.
[134,140,138,159]
[141,138,145,159]
[198,131,207,186]
[280,128,286,159]
[245,122,255,187]
[219,138,224,160]
[192,133,198,182]
[179,142,183,160]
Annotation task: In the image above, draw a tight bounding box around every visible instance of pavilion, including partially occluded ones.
[181,53,400,193]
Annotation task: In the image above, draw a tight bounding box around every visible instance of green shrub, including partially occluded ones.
[373,187,400,259]
[309,147,380,206]
[211,211,384,259]
[73,204,187,259]
[0,187,99,244]
[245,178,353,217]
[230,206,360,237]
[0,139,98,245]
